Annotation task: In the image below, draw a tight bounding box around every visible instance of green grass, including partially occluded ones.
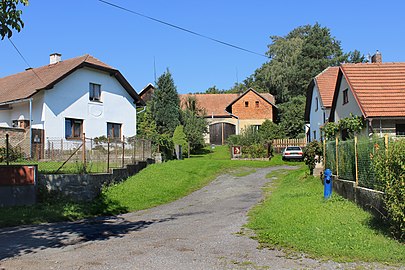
[0,145,294,227]
[247,166,405,264]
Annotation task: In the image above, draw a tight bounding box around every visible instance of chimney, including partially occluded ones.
[371,50,382,63]
[49,53,62,64]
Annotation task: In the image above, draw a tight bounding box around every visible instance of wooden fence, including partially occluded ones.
[272,138,307,153]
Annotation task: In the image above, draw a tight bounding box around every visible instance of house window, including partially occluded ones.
[65,118,83,139]
[245,101,249,107]
[396,124,405,136]
[255,101,259,108]
[315,97,319,111]
[107,122,122,139]
[343,89,349,105]
[89,83,101,102]
[313,130,317,140]
[323,112,326,123]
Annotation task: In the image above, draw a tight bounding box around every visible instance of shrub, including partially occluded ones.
[0,146,24,162]
[303,140,323,175]
[372,139,405,241]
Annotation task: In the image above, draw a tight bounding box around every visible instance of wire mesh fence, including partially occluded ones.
[324,135,401,191]
[1,132,153,174]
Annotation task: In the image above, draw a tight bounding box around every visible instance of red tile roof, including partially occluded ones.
[180,90,276,117]
[341,63,405,117]
[0,54,141,104]
[180,93,239,117]
[315,66,339,108]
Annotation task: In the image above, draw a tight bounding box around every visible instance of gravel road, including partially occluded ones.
[0,165,400,269]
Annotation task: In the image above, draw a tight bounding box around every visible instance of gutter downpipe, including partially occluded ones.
[226,110,240,135]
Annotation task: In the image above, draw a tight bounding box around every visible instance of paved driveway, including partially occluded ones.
[0,166,398,269]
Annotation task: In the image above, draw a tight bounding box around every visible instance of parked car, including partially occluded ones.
[282,146,303,161]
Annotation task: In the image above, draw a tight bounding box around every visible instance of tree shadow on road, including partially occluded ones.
[0,215,174,260]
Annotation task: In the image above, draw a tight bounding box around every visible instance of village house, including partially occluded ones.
[180,88,277,145]
[0,53,144,157]
[329,53,405,137]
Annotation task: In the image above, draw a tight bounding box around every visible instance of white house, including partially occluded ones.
[0,53,144,146]
[304,66,339,142]
[329,57,405,137]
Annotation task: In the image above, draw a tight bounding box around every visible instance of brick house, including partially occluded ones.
[181,88,277,145]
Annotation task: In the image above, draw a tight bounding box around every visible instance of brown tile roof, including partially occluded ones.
[180,89,276,117]
[315,66,339,108]
[0,54,144,104]
[340,62,405,117]
[180,93,239,117]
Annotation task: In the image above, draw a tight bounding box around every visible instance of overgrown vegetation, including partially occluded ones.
[247,167,405,263]
[227,125,275,158]
[372,139,405,241]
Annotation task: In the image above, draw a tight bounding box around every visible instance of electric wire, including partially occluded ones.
[8,38,45,84]
[97,0,268,58]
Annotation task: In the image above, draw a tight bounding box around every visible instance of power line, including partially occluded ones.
[8,38,45,84]
[98,0,268,58]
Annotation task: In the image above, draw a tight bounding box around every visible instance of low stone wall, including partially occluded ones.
[38,161,149,202]
[332,176,386,217]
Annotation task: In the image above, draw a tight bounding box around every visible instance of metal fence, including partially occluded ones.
[1,133,153,174]
[324,135,400,191]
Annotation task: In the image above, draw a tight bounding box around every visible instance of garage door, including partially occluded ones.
[209,123,236,145]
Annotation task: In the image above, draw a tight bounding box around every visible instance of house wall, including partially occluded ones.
[42,67,137,139]
[370,118,405,136]
[309,84,325,142]
[231,91,274,120]
[333,77,363,122]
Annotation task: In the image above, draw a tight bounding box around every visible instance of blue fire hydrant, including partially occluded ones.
[324,169,332,199]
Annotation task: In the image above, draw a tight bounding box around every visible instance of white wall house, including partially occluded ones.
[329,59,405,137]
[305,67,339,142]
[0,54,144,145]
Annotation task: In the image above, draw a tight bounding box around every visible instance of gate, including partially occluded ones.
[209,123,236,145]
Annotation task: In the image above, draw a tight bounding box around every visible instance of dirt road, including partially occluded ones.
[0,166,397,269]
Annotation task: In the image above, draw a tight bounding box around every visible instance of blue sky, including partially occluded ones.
[1,0,404,94]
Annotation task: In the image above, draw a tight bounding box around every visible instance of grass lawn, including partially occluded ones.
[0,145,291,227]
[247,166,405,264]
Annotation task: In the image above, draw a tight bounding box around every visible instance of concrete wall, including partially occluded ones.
[331,176,386,217]
[38,161,149,202]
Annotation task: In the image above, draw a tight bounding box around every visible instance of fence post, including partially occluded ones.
[5,134,9,165]
[323,139,326,171]
[82,133,86,172]
[354,136,359,187]
[384,134,389,156]
[107,137,110,173]
[335,136,339,177]
[122,139,125,168]
[133,138,136,163]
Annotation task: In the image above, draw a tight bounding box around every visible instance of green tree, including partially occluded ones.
[258,119,285,141]
[347,49,367,63]
[152,69,181,136]
[278,96,306,138]
[1,0,28,40]
[137,102,158,141]
[181,95,207,152]
[303,140,323,175]
[172,125,188,157]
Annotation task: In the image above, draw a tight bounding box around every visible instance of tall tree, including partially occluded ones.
[152,69,181,135]
[0,0,28,40]
[181,95,207,152]
[278,96,306,138]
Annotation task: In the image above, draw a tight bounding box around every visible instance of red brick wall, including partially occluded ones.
[232,91,273,120]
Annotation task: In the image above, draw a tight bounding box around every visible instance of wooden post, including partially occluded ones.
[323,139,326,171]
[5,134,9,165]
[82,133,86,172]
[107,137,110,172]
[354,136,359,187]
[335,136,339,177]
[133,138,136,163]
[122,139,125,168]
[384,134,389,156]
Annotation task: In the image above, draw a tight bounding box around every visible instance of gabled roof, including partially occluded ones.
[0,54,144,105]
[304,66,339,122]
[330,62,405,119]
[225,88,276,113]
[180,88,276,118]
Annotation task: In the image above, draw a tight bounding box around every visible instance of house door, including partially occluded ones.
[209,123,236,145]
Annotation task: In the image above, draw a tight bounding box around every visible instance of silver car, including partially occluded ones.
[282,146,303,161]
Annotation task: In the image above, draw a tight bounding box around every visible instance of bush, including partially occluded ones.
[0,146,24,162]
[372,139,405,241]
[303,140,322,175]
